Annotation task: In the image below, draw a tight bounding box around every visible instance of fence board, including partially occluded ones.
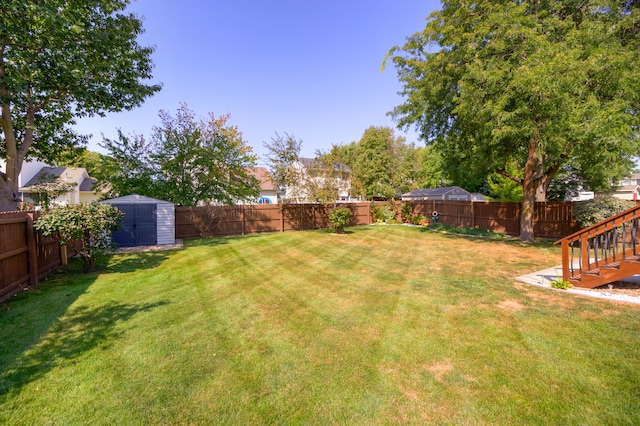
[0,213,31,301]
[0,211,77,302]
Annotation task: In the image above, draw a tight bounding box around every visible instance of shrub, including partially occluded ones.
[573,196,635,228]
[371,202,398,224]
[34,203,123,272]
[550,279,572,290]
[412,214,427,225]
[400,202,414,223]
[328,207,352,234]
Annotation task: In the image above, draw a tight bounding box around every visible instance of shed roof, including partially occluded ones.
[102,194,174,205]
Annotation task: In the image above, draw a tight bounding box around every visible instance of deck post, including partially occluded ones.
[561,241,570,282]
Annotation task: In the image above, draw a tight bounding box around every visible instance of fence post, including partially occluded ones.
[241,205,245,236]
[281,204,285,232]
[26,214,38,286]
[471,201,475,229]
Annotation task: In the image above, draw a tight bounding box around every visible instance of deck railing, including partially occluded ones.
[555,204,640,283]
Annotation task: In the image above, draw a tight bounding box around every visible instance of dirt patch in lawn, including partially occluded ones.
[424,361,454,382]
[496,299,525,312]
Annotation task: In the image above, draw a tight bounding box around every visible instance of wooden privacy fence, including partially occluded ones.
[175,200,579,240]
[409,200,578,239]
[176,203,373,239]
[0,211,77,303]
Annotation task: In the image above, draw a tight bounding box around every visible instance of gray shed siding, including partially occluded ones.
[157,203,175,245]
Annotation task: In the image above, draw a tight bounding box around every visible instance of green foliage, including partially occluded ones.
[262,132,302,202]
[487,173,524,202]
[371,201,398,224]
[0,0,160,211]
[34,203,123,271]
[416,146,451,189]
[102,104,260,206]
[387,0,640,240]
[572,196,636,228]
[550,279,572,290]
[400,202,414,223]
[327,207,351,234]
[411,214,427,225]
[348,126,419,200]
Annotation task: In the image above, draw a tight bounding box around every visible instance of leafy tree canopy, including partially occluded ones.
[387,0,640,240]
[102,104,260,206]
[262,132,302,203]
[0,0,161,211]
[336,126,421,200]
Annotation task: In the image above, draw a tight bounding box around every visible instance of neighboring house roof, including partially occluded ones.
[248,167,276,191]
[79,177,99,192]
[19,167,86,192]
[403,186,470,198]
[297,157,351,173]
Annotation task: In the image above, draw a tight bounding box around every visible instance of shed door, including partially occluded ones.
[112,204,157,247]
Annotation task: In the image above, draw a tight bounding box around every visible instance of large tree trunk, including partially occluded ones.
[520,139,539,241]
[0,159,20,212]
[0,184,19,211]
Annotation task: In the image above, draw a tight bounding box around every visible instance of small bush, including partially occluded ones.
[371,203,398,224]
[412,214,427,225]
[34,203,123,272]
[400,203,413,223]
[328,207,352,234]
[573,196,635,228]
[550,279,572,290]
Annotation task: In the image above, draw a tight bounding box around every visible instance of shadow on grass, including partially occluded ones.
[106,251,173,274]
[414,226,558,249]
[0,297,169,397]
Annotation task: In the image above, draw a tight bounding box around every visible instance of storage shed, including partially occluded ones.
[102,194,175,247]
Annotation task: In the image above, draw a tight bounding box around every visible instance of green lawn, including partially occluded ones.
[1,225,640,425]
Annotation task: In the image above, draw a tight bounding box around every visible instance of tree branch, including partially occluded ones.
[496,168,523,184]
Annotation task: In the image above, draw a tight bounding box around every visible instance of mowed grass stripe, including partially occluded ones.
[1,225,639,425]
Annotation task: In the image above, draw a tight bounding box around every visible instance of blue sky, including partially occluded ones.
[74,0,441,163]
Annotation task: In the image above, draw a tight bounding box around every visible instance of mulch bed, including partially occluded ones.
[587,280,640,296]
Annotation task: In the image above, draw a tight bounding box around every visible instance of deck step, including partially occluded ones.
[570,260,640,288]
